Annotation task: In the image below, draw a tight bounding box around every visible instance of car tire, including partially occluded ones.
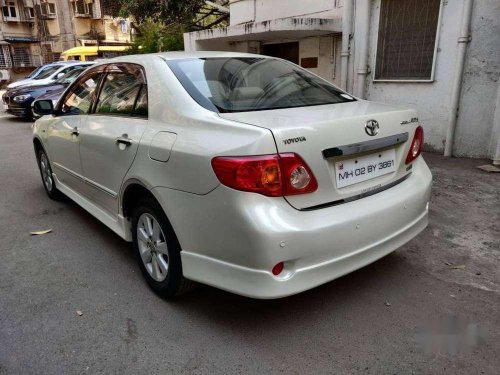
[26,108,35,122]
[131,197,195,298]
[37,149,63,200]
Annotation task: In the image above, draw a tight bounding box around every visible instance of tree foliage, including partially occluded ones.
[128,19,184,54]
[117,0,206,25]
[101,0,229,53]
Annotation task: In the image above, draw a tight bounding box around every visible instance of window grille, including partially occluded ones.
[0,45,12,68]
[375,0,441,81]
[12,47,34,67]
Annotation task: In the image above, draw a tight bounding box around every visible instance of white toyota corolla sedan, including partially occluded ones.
[32,52,432,299]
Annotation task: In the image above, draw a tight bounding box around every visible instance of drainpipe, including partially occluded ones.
[444,0,473,157]
[494,131,500,165]
[340,0,353,91]
[356,0,371,98]
[492,84,500,165]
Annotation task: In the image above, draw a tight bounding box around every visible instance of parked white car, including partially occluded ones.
[7,62,93,90]
[32,52,432,299]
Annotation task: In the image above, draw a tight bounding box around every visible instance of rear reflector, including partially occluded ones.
[211,153,318,197]
[405,126,424,164]
[272,262,284,276]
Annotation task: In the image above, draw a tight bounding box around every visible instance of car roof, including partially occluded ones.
[105,51,269,64]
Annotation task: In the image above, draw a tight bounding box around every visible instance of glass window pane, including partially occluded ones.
[62,74,102,115]
[96,73,141,116]
[167,58,355,113]
[133,85,148,117]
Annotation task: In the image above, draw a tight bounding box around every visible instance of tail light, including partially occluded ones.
[405,126,424,164]
[211,153,318,197]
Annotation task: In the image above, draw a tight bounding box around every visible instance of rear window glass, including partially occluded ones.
[166,57,355,113]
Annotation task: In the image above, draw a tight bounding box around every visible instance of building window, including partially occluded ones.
[41,1,56,16]
[12,46,32,67]
[72,0,91,16]
[375,0,441,81]
[2,1,18,19]
[26,7,35,18]
[0,45,12,68]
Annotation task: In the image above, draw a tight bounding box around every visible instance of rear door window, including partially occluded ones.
[95,64,147,118]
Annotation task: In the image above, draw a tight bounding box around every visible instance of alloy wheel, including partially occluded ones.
[39,152,53,192]
[137,213,169,282]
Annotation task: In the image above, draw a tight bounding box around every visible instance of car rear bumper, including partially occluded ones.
[153,156,432,299]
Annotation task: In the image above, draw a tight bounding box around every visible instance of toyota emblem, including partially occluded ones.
[365,119,379,136]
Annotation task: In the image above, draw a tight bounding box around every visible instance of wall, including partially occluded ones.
[359,0,457,152]
[491,83,500,164]
[229,0,342,25]
[452,0,500,157]
[359,0,500,157]
[0,20,33,37]
[103,19,130,43]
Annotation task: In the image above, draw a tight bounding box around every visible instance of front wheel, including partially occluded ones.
[37,149,63,200]
[131,198,194,298]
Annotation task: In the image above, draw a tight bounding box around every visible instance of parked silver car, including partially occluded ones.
[32,52,431,299]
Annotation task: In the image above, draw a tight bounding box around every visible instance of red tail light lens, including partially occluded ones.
[211,153,318,197]
[272,262,284,276]
[405,126,424,164]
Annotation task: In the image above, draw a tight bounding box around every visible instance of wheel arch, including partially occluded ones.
[121,179,183,249]
[33,136,44,157]
[121,179,154,219]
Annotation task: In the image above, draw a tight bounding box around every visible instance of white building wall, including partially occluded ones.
[359,0,458,153]
[360,0,500,157]
[452,0,500,157]
[229,0,342,25]
[187,0,500,159]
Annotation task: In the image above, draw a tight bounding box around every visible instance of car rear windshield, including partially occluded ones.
[166,57,355,113]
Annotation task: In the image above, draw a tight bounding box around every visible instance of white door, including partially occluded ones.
[78,63,148,215]
[47,68,105,192]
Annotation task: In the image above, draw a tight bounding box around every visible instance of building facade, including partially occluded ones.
[184,0,500,162]
[0,0,132,82]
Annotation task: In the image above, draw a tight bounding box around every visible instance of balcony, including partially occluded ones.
[11,53,42,68]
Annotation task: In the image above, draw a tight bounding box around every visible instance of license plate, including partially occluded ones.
[335,149,397,188]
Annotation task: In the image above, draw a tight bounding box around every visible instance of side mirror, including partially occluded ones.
[32,100,54,117]
[56,72,65,79]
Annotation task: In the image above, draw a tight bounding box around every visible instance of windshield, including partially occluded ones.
[34,65,62,80]
[166,57,355,113]
[55,68,86,84]
[27,66,46,78]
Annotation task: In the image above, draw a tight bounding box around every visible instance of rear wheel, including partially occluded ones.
[131,197,194,298]
[37,149,63,200]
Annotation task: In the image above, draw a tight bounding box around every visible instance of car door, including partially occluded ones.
[78,63,148,215]
[46,66,105,193]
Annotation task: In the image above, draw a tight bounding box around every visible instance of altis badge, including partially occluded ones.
[400,117,419,125]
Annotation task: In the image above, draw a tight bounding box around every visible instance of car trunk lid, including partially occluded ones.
[219,100,420,210]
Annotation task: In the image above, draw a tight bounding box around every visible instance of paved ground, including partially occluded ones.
[0,114,499,375]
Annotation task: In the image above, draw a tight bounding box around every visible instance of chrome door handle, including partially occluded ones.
[115,135,133,146]
[71,127,79,136]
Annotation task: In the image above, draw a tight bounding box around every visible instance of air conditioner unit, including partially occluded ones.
[0,69,11,81]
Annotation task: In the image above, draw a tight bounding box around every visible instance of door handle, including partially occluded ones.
[71,127,79,136]
[115,134,133,146]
